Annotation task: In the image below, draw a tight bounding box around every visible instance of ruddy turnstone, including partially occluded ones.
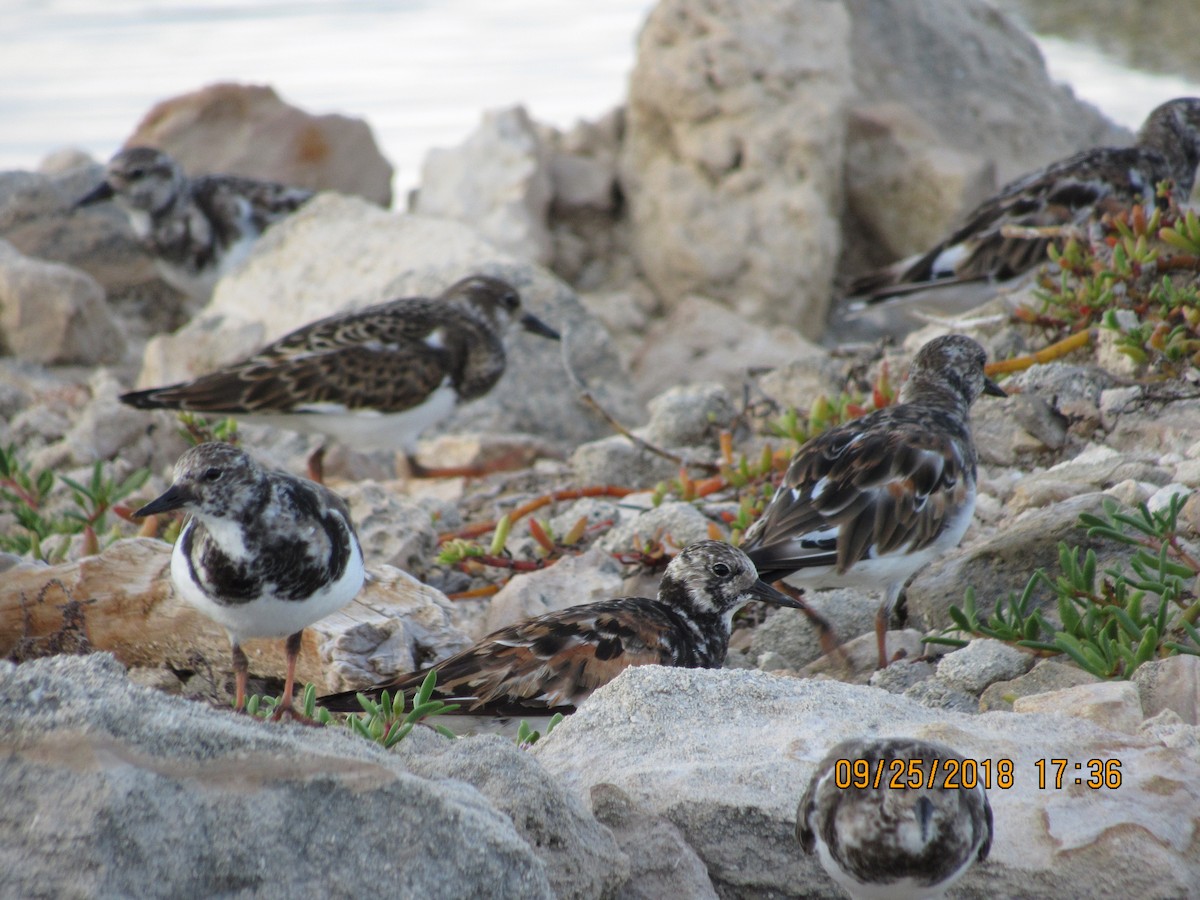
[851,97,1200,302]
[119,275,560,479]
[75,146,314,300]
[796,737,993,900]
[133,441,364,715]
[317,540,804,715]
[740,335,1004,668]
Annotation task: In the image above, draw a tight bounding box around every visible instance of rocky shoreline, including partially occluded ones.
[3,0,1200,896]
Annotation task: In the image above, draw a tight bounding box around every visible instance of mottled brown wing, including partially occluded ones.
[854,146,1164,300]
[318,598,681,714]
[742,408,969,581]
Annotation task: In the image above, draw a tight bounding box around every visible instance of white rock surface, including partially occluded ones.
[936,638,1035,694]
[416,106,554,265]
[1013,681,1146,734]
[620,0,853,336]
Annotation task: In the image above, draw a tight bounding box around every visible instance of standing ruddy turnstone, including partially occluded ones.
[317,540,804,715]
[740,335,1004,669]
[797,737,993,899]
[119,275,560,479]
[134,442,364,716]
[850,97,1200,302]
[75,146,314,301]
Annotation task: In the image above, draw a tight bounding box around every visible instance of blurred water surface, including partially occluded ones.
[2,0,1198,197]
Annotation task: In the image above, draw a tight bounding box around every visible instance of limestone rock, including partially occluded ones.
[570,435,679,489]
[630,295,820,401]
[0,239,126,365]
[395,734,629,900]
[620,0,853,336]
[1012,681,1146,734]
[127,82,393,207]
[843,102,996,261]
[534,666,1200,897]
[599,502,714,555]
[339,480,438,577]
[416,106,554,265]
[590,783,718,900]
[0,539,470,697]
[0,653,599,899]
[936,638,1035,694]
[483,546,626,638]
[1132,655,1200,726]
[135,193,638,451]
[641,382,736,449]
[748,588,879,671]
[979,659,1102,712]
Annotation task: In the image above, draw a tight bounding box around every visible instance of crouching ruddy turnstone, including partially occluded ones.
[850,97,1200,302]
[134,442,364,716]
[740,335,1004,669]
[75,146,314,301]
[317,540,804,716]
[797,737,993,899]
[120,275,560,480]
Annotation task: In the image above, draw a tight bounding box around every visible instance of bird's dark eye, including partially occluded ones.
[202,467,222,482]
[502,291,519,311]
[711,562,731,577]
[127,168,145,179]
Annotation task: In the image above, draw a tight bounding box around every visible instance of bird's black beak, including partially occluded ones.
[133,484,193,518]
[520,312,560,341]
[748,578,806,609]
[983,377,1006,397]
[74,180,115,209]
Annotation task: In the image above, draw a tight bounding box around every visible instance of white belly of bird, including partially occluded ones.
[156,230,259,301]
[239,380,459,452]
[169,526,365,644]
[784,488,976,592]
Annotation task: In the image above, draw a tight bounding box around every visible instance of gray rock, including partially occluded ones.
[340,480,438,577]
[979,658,1101,712]
[748,588,879,671]
[533,666,1200,898]
[416,106,554,265]
[1131,655,1200,726]
[1139,709,1200,766]
[868,658,936,694]
[620,0,853,336]
[127,82,394,207]
[134,194,639,452]
[902,678,980,713]
[395,733,628,900]
[570,436,679,489]
[640,382,736,449]
[599,502,713,555]
[935,638,1035,694]
[906,493,1138,637]
[590,783,718,900]
[0,239,127,365]
[630,295,821,400]
[0,654,556,899]
[483,545,625,636]
[799,628,929,683]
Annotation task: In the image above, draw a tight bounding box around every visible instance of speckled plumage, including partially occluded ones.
[797,737,993,899]
[76,146,313,300]
[119,275,559,457]
[135,442,364,713]
[851,97,1200,302]
[318,540,804,715]
[741,335,1004,667]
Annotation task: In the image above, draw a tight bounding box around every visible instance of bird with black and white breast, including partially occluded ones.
[75,146,314,301]
[318,540,805,718]
[797,737,993,899]
[133,441,364,717]
[740,334,1005,669]
[119,274,560,480]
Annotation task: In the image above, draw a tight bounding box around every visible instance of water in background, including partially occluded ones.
[3,0,1199,198]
